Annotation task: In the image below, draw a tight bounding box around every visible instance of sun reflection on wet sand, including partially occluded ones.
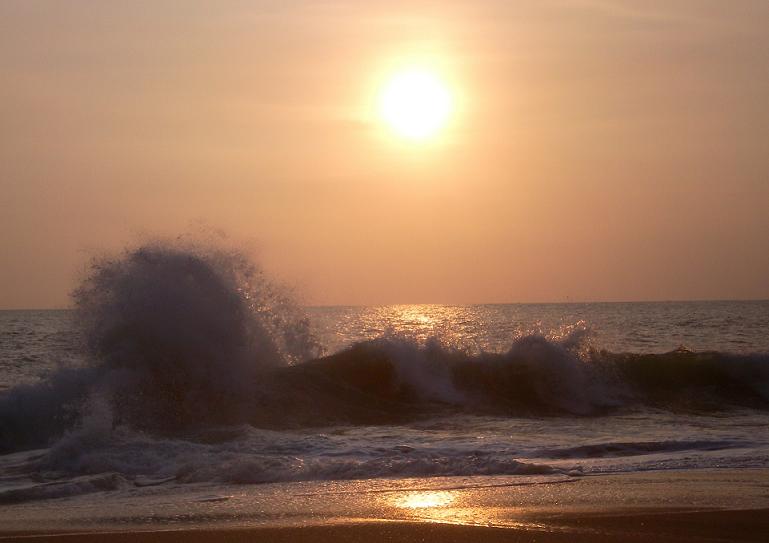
[384,484,551,528]
[389,490,471,525]
[396,491,456,509]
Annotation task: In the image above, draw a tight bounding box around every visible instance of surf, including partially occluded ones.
[1,239,768,457]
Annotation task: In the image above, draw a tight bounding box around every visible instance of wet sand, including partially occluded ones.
[2,470,768,542]
[3,509,769,543]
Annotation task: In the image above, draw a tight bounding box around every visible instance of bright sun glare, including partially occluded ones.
[378,68,453,142]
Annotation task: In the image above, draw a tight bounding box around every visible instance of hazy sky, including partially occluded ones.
[2,0,768,308]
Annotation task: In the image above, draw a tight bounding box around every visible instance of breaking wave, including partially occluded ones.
[1,238,768,460]
[251,336,769,428]
[1,238,321,452]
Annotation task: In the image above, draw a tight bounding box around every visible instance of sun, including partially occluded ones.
[377,68,453,142]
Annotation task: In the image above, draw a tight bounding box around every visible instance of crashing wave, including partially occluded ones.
[1,240,768,456]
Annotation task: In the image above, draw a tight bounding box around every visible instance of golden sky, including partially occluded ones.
[2,1,768,308]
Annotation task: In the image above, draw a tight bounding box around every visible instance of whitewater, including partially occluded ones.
[0,240,767,528]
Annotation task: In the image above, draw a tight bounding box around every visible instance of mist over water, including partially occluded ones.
[0,238,768,506]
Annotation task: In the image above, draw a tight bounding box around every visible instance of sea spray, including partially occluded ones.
[0,237,321,450]
[72,238,322,431]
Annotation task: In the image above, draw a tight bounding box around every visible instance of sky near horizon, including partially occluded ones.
[2,0,769,308]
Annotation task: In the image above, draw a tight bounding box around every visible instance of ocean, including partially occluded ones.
[0,244,768,531]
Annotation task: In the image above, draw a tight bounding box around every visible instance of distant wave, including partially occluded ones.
[1,240,769,455]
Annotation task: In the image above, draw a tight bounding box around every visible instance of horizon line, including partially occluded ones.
[2,297,768,312]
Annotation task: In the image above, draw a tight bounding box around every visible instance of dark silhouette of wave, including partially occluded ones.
[251,338,769,428]
[1,240,768,454]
